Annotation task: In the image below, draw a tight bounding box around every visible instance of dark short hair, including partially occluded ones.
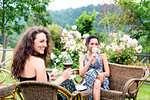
[85,35,100,46]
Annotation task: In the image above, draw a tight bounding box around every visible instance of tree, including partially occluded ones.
[76,9,98,36]
[0,0,51,64]
[114,0,150,53]
[27,9,52,27]
[114,0,150,39]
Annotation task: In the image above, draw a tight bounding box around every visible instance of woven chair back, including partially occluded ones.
[108,63,146,92]
[15,81,58,100]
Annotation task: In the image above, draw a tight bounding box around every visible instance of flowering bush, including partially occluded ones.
[100,33,142,65]
[47,25,142,70]
[48,25,89,69]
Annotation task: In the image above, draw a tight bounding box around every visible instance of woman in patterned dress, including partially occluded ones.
[79,35,110,100]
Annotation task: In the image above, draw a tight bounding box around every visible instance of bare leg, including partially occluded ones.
[93,79,101,100]
[97,73,104,84]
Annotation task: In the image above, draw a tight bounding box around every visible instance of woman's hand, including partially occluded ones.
[49,73,56,81]
[89,52,97,62]
[53,68,73,85]
[61,68,73,80]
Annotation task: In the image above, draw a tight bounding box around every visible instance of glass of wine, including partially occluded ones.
[62,52,73,68]
[62,52,76,79]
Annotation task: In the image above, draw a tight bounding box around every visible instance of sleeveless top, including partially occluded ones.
[84,54,110,100]
[84,54,104,71]
[19,72,50,82]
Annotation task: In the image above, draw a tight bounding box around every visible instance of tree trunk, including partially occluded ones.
[1,29,7,66]
[1,1,7,66]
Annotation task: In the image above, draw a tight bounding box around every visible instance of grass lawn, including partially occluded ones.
[0,50,13,69]
[137,84,150,100]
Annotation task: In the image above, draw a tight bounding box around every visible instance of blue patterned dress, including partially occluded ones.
[83,54,109,100]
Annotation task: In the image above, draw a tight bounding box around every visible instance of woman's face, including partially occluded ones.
[87,38,99,52]
[34,32,47,54]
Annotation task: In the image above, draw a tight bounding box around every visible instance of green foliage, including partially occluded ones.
[114,0,150,53]
[7,34,20,48]
[47,24,63,49]
[117,0,150,37]
[27,10,53,27]
[76,10,98,36]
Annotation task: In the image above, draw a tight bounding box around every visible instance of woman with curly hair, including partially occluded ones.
[11,26,72,85]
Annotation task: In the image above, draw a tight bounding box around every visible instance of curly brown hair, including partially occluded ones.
[11,26,53,78]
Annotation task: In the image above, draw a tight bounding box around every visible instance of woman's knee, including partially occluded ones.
[94,79,102,87]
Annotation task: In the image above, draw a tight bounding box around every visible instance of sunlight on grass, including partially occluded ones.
[0,50,13,69]
[137,84,150,100]
[0,73,16,83]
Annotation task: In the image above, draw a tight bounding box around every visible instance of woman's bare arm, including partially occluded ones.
[34,58,47,82]
[100,53,110,77]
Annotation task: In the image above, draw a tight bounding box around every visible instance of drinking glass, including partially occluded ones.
[62,52,76,79]
[62,52,73,68]
[92,47,100,60]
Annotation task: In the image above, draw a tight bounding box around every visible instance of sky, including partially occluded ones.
[48,0,115,11]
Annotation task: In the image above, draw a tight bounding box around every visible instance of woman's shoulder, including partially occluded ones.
[100,53,107,60]
[29,56,45,65]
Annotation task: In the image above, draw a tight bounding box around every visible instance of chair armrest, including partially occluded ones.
[58,85,83,100]
[122,69,149,96]
[0,69,16,84]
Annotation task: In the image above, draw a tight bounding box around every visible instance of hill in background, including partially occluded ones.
[49,4,104,30]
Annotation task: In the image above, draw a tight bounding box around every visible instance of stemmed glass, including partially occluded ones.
[62,52,73,68]
[92,47,99,59]
[62,52,76,79]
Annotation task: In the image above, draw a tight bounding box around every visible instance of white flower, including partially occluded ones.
[51,53,56,59]
[56,59,60,63]
[127,43,131,48]
[59,55,63,58]
[112,33,117,38]
[135,45,142,53]
[106,45,111,51]
[71,53,74,56]
[121,34,130,42]
[63,29,68,33]
[132,39,138,47]
[73,31,81,39]
[72,25,77,30]
[82,45,87,52]
[128,38,138,47]
[82,34,90,39]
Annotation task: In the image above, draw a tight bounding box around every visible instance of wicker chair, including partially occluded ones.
[73,63,149,100]
[100,63,149,100]
[15,81,83,100]
[0,68,17,100]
